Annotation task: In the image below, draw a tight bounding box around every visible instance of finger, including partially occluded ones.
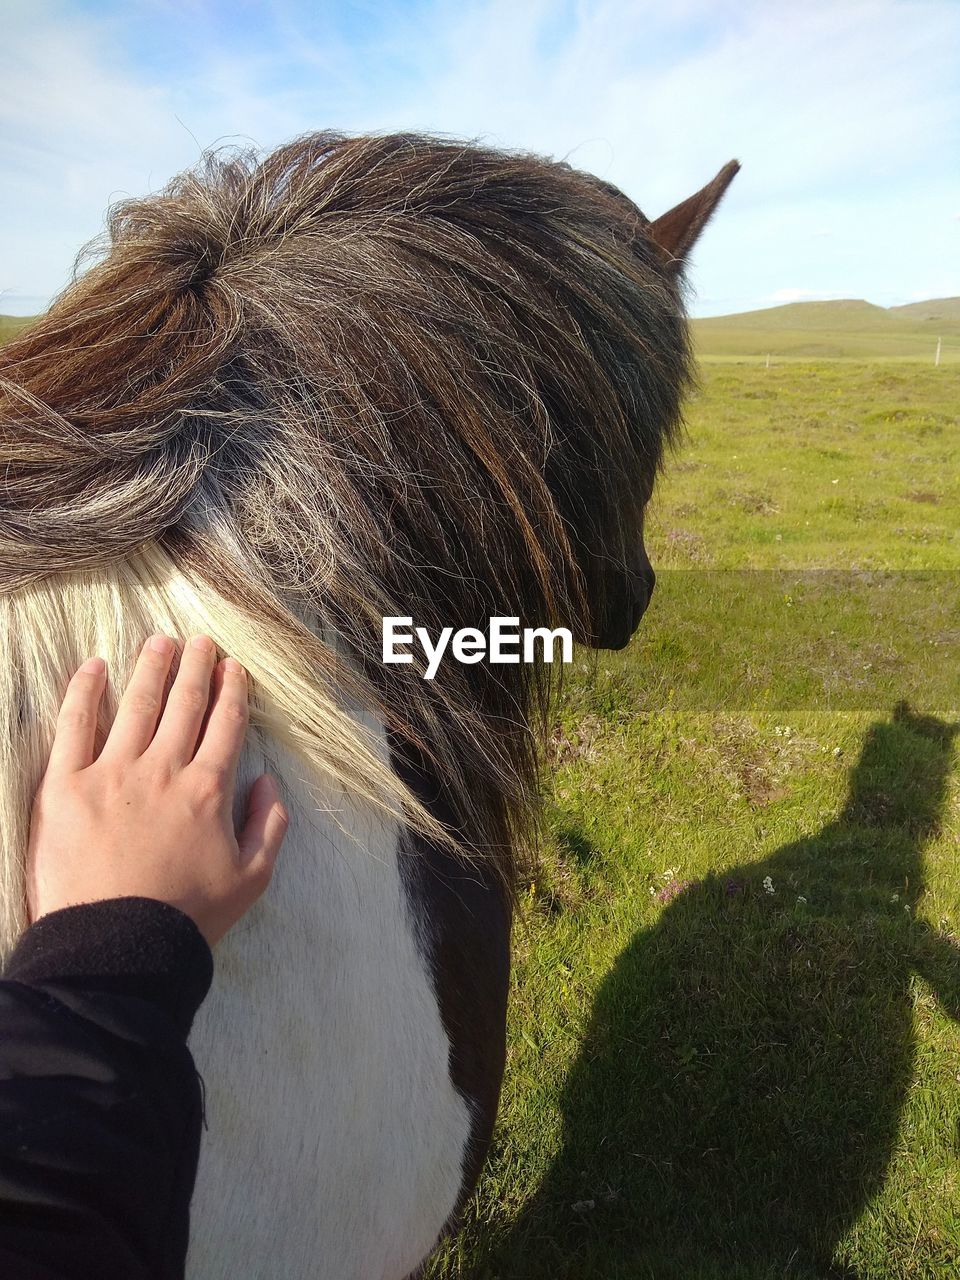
[46,657,107,775]
[237,773,289,878]
[192,658,250,792]
[149,634,218,765]
[99,635,175,762]
[197,657,225,739]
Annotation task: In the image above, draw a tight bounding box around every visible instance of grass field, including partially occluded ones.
[3,306,958,1276]
[427,359,960,1279]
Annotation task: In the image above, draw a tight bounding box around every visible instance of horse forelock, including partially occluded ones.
[0,131,694,925]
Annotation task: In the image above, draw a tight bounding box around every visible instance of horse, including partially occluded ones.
[0,131,737,1279]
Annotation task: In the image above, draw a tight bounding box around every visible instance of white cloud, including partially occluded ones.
[0,2,307,308]
[1,0,958,314]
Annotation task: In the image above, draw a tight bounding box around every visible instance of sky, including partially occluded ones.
[2,0,958,317]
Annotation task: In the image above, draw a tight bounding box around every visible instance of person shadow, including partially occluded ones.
[470,703,960,1279]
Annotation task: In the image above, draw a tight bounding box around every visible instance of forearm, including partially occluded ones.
[0,898,213,1280]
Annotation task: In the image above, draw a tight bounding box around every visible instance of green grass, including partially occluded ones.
[428,361,960,1279]
[651,362,960,569]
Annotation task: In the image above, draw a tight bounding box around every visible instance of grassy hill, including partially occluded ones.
[890,296,960,325]
[0,314,36,344]
[693,297,960,362]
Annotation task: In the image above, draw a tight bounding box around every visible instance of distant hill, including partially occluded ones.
[0,314,35,344]
[693,297,960,361]
[888,297,960,325]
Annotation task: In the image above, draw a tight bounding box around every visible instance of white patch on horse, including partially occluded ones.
[185,709,471,1280]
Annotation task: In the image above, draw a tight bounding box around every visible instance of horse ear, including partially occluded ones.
[647,160,740,269]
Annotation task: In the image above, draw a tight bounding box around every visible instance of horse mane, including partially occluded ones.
[0,130,692,955]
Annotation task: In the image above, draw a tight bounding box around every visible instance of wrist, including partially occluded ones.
[3,897,214,1037]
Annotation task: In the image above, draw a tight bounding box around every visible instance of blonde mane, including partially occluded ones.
[0,542,437,954]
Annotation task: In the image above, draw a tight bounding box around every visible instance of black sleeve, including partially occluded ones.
[0,897,214,1280]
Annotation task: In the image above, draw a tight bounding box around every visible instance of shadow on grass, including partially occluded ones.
[475,704,960,1279]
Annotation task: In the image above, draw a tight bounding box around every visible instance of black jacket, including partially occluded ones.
[0,897,213,1279]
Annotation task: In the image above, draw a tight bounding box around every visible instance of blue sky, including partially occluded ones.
[2,0,958,317]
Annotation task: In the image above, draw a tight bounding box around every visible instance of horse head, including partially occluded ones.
[0,133,739,924]
[567,160,740,652]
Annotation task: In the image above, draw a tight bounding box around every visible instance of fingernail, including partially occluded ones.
[149,634,174,654]
[223,657,245,675]
[80,656,106,675]
[190,634,214,653]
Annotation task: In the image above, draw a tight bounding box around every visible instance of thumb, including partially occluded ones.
[238,773,289,878]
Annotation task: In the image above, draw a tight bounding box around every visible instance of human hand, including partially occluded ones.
[26,634,289,947]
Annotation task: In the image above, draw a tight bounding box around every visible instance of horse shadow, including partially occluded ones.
[474,703,960,1278]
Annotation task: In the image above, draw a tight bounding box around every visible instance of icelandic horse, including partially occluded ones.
[0,132,737,1278]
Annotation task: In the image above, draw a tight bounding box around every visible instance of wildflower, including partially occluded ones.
[657,877,698,903]
[797,895,807,905]
[763,875,775,895]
